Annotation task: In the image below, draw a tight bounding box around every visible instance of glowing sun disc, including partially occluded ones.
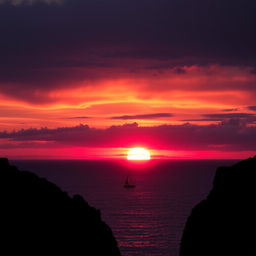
[127,147,151,160]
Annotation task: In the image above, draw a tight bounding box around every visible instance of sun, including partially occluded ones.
[127,147,151,160]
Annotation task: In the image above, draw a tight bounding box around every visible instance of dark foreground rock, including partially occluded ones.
[180,156,256,256]
[1,158,121,256]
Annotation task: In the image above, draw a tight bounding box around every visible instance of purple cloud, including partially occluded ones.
[1,122,256,151]
[64,116,91,119]
[110,113,173,120]
[222,108,239,112]
[203,113,256,119]
[0,0,63,5]
[250,68,256,74]
[248,106,256,111]
[182,118,221,122]
[183,113,256,125]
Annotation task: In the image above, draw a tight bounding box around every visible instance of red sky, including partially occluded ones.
[0,0,256,159]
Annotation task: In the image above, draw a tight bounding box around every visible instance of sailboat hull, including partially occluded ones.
[124,184,136,188]
[124,175,136,188]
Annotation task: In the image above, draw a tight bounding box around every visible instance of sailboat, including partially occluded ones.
[124,175,136,188]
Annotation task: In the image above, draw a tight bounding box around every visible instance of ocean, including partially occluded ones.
[12,159,237,256]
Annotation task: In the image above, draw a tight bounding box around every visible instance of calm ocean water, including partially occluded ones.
[12,159,237,256]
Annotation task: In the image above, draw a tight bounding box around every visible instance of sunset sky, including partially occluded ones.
[0,0,256,159]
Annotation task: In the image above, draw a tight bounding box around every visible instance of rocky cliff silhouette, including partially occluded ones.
[1,158,121,256]
[180,156,256,256]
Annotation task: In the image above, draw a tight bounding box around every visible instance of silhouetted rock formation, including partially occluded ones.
[1,158,121,255]
[180,156,256,256]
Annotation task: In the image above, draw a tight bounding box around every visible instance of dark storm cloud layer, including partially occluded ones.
[1,0,255,65]
[0,0,256,100]
[248,106,256,111]
[1,122,256,151]
[0,0,63,5]
[111,113,173,120]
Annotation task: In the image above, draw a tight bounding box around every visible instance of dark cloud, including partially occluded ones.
[64,116,91,119]
[248,106,256,111]
[182,118,221,122]
[182,113,256,125]
[0,0,63,5]
[220,118,249,127]
[222,108,240,112]
[1,122,256,151]
[200,113,256,126]
[110,113,173,120]
[203,113,256,119]
[0,0,256,101]
[145,65,187,74]
[173,67,187,74]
